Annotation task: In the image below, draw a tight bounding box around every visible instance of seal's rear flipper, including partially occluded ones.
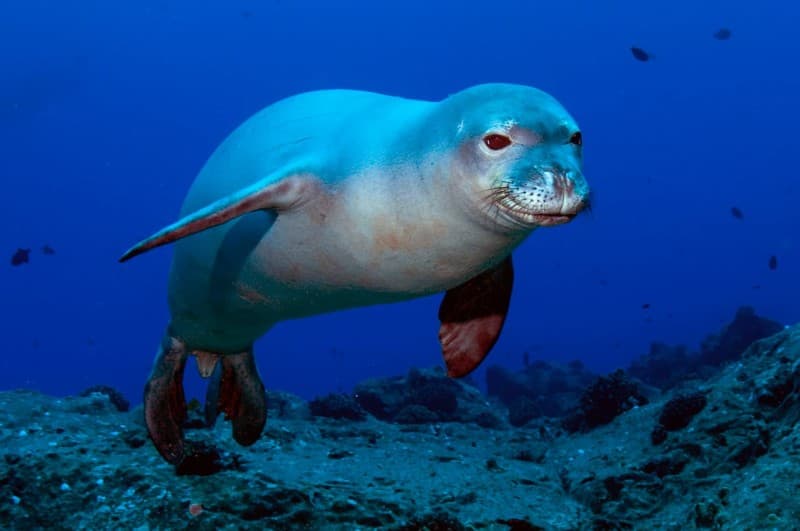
[438,255,514,378]
[216,350,267,446]
[144,336,189,464]
[118,170,315,262]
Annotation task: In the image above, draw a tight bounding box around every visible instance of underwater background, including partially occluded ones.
[2,0,798,407]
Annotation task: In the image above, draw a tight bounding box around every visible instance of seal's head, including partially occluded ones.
[440,83,590,233]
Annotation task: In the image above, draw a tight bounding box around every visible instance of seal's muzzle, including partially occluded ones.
[499,166,589,227]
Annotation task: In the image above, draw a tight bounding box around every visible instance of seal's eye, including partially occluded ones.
[483,134,512,150]
[569,132,582,146]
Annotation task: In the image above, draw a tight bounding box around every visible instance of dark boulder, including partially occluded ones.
[309,393,367,421]
[658,392,708,431]
[354,367,505,427]
[564,370,649,433]
[79,385,130,412]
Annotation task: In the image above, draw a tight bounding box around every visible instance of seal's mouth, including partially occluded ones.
[495,194,579,227]
[481,169,588,230]
[529,213,577,226]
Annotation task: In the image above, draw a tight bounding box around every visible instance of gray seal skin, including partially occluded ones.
[120,83,590,464]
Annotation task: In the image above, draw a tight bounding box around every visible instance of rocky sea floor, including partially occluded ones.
[2,309,800,530]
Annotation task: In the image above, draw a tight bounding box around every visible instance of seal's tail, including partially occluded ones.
[144,336,267,466]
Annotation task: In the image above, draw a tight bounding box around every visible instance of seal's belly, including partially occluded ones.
[236,206,476,318]
[170,222,473,351]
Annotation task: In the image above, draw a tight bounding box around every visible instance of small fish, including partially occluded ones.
[730,207,744,219]
[641,303,651,309]
[42,244,55,255]
[713,28,732,40]
[768,255,778,270]
[631,46,651,62]
[11,248,30,266]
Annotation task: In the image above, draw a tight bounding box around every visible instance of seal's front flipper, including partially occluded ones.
[217,350,267,446]
[144,336,189,464]
[119,170,315,262]
[438,256,514,378]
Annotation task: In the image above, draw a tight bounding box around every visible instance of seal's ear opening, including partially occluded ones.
[119,172,308,262]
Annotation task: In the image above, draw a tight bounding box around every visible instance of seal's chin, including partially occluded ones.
[529,213,576,226]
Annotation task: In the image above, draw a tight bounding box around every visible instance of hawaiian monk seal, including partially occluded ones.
[120,83,590,464]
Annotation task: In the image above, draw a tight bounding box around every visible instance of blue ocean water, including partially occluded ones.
[1,0,797,407]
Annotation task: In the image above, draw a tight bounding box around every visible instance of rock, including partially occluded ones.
[495,518,545,531]
[395,511,467,530]
[175,441,223,476]
[750,345,800,409]
[408,382,458,416]
[627,342,690,391]
[394,405,438,424]
[67,391,122,416]
[266,390,311,420]
[658,392,708,431]
[486,360,598,424]
[354,376,407,420]
[627,306,784,391]
[650,425,667,446]
[486,365,532,405]
[694,500,720,528]
[353,367,503,427]
[466,410,505,429]
[640,452,689,478]
[309,393,367,421]
[563,370,649,433]
[508,397,541,427]
[699,306,784,367]
[78,385,130,412]
[2,315,799,530]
